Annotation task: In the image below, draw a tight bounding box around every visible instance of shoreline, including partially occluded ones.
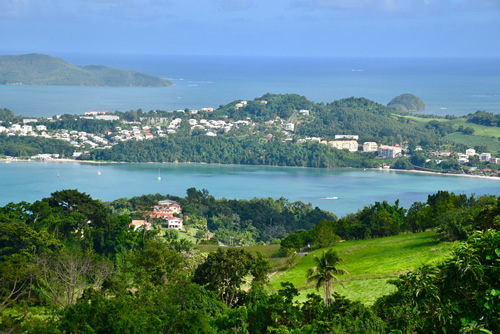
[2,157,500,181]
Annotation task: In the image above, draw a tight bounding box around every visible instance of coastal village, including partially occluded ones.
[1,100,499,176]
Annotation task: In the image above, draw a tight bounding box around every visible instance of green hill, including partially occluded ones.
[269,231,452,305]
[388,93,426,112]
[0,53,172,87]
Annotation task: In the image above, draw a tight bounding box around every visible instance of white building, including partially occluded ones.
[489,157,500,165]
[166,217,183,230]
[466,148,476,157]
[285,123,295,131]
[479,153,492,161]
[10,124,21,131]
[328,140,358,152]
[335,135,359,140]
[363,142,378,152]
[94,115,120,121]
[378,145,403,159]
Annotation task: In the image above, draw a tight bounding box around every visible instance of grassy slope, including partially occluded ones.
[397,115,500,153]
[270,231,453,305]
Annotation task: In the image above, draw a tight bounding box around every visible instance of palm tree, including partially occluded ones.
[306,248,349,306]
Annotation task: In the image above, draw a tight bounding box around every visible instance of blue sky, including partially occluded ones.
[1,0,499,57]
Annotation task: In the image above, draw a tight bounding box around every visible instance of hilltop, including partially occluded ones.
[0,53,173,87]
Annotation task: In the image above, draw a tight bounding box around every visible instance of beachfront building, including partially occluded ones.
[363,142,378,152]
[466,148,476,157]
[378,145,402,159]
[328,140,358,152]
[479,153,491,162]
[489,157,500,165]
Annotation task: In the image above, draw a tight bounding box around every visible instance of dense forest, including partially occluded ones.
[1,189,498,332]
[87,136,379,167]
[0,135,75,157]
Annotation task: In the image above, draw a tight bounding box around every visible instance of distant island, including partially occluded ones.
[0,53,173,87]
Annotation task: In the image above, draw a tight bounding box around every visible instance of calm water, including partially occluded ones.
[1,55,499,117]
[1,162,498,217]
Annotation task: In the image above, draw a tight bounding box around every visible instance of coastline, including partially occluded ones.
[2,157,500,181]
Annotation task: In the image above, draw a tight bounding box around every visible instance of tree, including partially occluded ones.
[374,229,500,333]
[35,249,113,307]
[311,220,340,248]
[306,249,349,307]
[193,248,266,307]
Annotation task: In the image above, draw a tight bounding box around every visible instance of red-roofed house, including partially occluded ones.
[129,220,152,231]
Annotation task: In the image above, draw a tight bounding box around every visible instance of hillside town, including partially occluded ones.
[1,101,499,175]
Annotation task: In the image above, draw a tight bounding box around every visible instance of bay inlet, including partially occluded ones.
[2,161,499,217]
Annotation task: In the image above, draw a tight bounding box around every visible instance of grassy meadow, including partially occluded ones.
[194,231,453,305]
[269,231,453,305]
[396,114,500,153]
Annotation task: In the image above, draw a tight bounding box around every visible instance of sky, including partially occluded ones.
[1,0,499,58]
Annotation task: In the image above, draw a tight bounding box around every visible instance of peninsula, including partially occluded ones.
[0,53,173,87]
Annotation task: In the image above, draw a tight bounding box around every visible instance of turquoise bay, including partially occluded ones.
[2,162,499,217]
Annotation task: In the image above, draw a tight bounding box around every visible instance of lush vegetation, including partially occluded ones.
[0,108,15,122]
[387,93,426,112]
[2,93,500,173]
[108,187,337,245]
[0,53,172,86]
[0,189,498,333]
[0,134,75,157]
[87,135,380,167]
[467,110,500,127]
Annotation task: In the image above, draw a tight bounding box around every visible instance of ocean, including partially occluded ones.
[0,54,499,118]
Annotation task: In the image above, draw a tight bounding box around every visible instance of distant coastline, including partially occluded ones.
[0,53,173,87]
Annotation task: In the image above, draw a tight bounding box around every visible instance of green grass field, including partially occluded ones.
[444,133,500,154]
[269,231,453,305]
[395,114,500,153]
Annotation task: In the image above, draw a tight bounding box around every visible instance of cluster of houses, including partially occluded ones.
[128,200,183,232]
[428,148,499,165]
[0,120,50,137]
[3,107,499,172]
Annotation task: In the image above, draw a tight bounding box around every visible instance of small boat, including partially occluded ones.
[157,168,161,181]
[97,162,101,175]
[323,196,338,200]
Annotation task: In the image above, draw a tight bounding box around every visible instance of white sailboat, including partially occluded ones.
[97,162,101,175]
[157,168,161,181]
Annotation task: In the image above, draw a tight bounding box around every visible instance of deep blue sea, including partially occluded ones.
[1,54,499,117]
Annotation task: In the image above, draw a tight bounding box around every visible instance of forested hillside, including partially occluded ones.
[1,189,498,333]
[0,53,172,86]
